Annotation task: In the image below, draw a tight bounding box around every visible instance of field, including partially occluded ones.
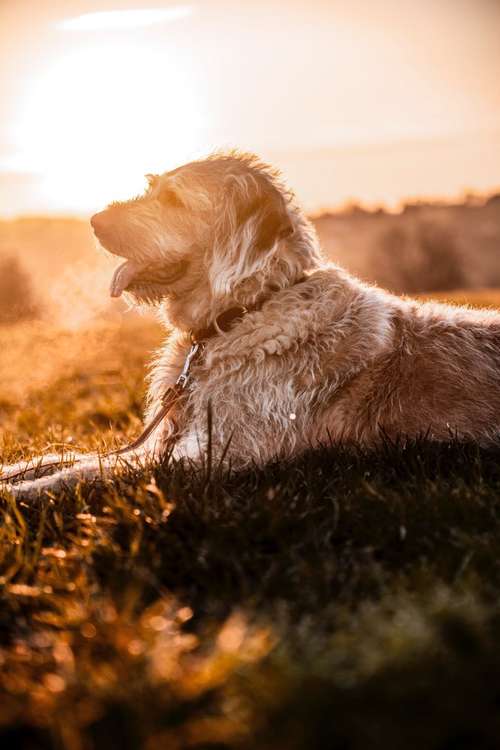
[2,200,500,748]
[2,302,500,749]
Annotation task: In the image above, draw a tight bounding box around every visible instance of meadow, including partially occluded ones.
[2,198,500,748]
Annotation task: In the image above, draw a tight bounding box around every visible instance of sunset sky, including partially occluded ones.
[1,0,500,215]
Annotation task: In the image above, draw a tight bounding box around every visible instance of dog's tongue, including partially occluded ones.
[110,260,142,298]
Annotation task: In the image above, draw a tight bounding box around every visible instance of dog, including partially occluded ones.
[3,150,500,498]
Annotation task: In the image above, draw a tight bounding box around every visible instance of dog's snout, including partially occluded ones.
[90,210,109,235]
[90,209,126,256]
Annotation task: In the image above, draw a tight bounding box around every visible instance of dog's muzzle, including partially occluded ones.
[91,210,188,299]
[91,209,129,257]
[90,209,142,297]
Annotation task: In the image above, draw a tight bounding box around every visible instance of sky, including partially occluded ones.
[1,0,500,215]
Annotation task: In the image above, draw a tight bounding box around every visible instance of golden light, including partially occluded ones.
[1,1,499,216]
[57,8,193,31]
[11,14,207,213]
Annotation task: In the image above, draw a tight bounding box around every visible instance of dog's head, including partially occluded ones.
[91,152,318,324]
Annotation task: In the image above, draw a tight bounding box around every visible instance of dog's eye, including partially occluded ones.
[158,187,183,208]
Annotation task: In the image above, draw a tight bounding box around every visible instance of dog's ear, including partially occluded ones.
[232,178,294,254]
[209,171,294,298]
[145,173,159,189]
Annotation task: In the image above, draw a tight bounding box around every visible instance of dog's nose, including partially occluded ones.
[90,209,126,255]
[90,211,108,235]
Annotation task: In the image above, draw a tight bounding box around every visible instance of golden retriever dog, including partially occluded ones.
[3,151,500,498]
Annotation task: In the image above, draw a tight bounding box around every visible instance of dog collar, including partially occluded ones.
[190,305,250,344]
[190,276,307,345]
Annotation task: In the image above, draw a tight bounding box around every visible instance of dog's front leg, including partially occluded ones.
[1,451,88,483]
[1,448,152,500]
[3,459,102,500]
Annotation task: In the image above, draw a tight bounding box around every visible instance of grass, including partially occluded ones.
[3,314,500,749]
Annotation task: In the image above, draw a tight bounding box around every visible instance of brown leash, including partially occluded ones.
[108,339,203,456]
[1,306,250,481]
[109,301,262,455]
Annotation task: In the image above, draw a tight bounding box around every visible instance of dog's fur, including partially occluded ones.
[3,151,500,497]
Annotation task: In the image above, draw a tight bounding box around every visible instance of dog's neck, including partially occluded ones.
[162,265,305,334]
[161,219,323,334]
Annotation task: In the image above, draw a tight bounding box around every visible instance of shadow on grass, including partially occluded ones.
[3,438,500,748]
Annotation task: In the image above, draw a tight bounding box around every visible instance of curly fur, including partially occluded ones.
[4,151,500,497]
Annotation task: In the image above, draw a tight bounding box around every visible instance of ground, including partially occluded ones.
[2,303,500,749]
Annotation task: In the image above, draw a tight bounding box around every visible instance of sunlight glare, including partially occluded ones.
[58,8,193,31]
[13,43,207,212]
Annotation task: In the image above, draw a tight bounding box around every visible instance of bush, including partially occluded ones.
[371,220,466,294]
[0,254,40,324]
[416,221,466,292]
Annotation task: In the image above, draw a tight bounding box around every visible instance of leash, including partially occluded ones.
[108,339,202,456]
[107,302,255,456]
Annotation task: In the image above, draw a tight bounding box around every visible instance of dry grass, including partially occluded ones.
[2,293,500,748]
[1,187,500,747]
[0,317,162,459]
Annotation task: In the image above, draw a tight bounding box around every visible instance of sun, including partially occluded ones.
[13,40,207,213]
